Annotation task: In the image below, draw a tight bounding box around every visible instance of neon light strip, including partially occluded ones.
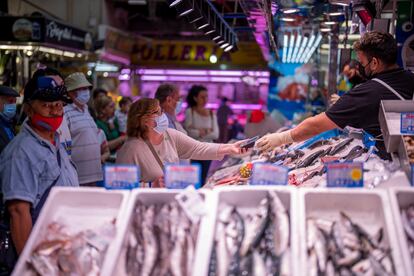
[299,34,316,63]
[291,34,302,63]
[304,34,323,63]
[181,102,263,110]
[136,69,270,77]
[140,75,269,84]
[286,34,295,63]
[294,36,308,63]
[282,34,288,63]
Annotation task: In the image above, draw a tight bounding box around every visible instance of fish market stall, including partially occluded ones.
[207,187,298,276]
[12,187,130,276]
[388,187,414,275]
[110,188,215,276]
[205,129,408,188]
[299,188,406,276]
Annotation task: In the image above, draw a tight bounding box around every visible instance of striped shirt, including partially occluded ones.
[64,103,103,184]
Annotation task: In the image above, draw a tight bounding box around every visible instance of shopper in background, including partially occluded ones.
[217,97,233,143]
[116,98,247,186]
[184,85,219,185]
[89,88,108,120]
[64,72,103,186]
[257,31,414,160]
[154,83,187,134]
[95,96,125,153]
[0,86,19,154]
[0,72,78,258]
[115,96,132,135]
[330,60,366,105]
[245,110,281,138]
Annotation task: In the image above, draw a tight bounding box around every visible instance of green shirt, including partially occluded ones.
[96,118,121,141]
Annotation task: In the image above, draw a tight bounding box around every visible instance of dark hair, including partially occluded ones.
[155,84,178,104]
[353,31,397,65]
[119,96,132,107]
[24,67,62,101]
[186,85,207,108]
[342,59,361,70]
[92,88,108,99]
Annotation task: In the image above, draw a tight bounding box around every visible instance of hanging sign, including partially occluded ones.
[165,164,201,189]
[327,162,363,188]
[401,112,414,134]
[250,163,288,186]
[104,165,140,190]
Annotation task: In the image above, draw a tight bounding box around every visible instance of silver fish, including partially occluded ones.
[269,190,290,256]
[140,206,157,276]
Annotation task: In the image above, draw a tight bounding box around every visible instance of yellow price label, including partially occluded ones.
[350,168,362,181]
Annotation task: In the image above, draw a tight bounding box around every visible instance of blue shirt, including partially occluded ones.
[0,122,79,208]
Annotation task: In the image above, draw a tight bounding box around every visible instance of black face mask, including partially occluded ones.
[359,59,373,79]
[349,75,365,86]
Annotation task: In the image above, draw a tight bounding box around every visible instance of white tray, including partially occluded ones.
[110,188,215,276]
[209,186,299,276]
[388,187,414,276]
[12,187,130,276]
[298,188,406,276]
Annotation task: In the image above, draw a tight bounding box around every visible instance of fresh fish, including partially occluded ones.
[240,198,269,257]
[342,145,366,161]
[296,149,326,169]
[269,190,290,256]
[227,209,245,276]
[330,138,354,155]
[308,139,332,150]
[141,206,157,276]
[253,251,266,276]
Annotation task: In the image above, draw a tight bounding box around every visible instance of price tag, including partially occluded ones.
[251,163,288,186]
[327,162,363,188]
[401,113,414,134]
[165,164,201,189]
[104,165,140,190]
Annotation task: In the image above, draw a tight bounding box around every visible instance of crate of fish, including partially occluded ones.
[110,188,215,276]
[207,186,298,276]
[298,188,406,276]
[12,187,130,276]
[388,187,414,276]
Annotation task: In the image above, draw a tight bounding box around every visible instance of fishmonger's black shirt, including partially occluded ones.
[326,68,414,138]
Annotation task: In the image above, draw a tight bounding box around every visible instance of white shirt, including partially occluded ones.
[184,108,219,143]
[64,104,103,184]
[115,109,128,133]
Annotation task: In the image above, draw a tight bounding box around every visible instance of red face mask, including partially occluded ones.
[30,113,63,132]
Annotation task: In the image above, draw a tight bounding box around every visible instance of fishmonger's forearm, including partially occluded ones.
[291,113,337,142]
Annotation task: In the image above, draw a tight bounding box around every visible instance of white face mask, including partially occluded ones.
[153,113,169,134]
[175,99,183,114]
[76,89,90,105]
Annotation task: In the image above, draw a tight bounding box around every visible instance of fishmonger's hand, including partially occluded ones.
[255,131,294,153]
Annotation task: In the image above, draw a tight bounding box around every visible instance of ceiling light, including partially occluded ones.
[209,54,218,63]
[224,44,234,52]
[320,28,332,32]
[280,17,295,22]
[169,0,182,7]
[128,0,146,4]
[282,34,288,63]
[329,0,350,6]
[327,12,344,16]
[323,21,337,25]
[282,8,299,14]
[220,42,230,49]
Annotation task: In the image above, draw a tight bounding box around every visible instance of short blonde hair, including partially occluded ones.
[127,98,159,139]
[94,96,113,118]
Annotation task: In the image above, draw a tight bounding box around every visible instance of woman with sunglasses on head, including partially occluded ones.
[116,98,247,187]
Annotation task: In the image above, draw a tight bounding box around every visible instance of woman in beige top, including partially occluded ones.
[116,98,246,186]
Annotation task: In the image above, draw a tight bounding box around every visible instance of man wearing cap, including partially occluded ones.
[64,72,103,186]
[0,86,19,154]
[0,71,78,255]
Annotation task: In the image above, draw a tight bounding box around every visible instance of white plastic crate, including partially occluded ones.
[12,187,130,276]
[208,186,299,276]
[298,188,406,276]
[110,188,215,276]
[388,187,414,276]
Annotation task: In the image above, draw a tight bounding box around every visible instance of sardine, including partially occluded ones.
[269,191,290,256]
[227,209,245,276]
[308,139,332,150]
[342,145,366,161]
[330,138,354,155]
[141,206,157,276]
[296,149,326,169]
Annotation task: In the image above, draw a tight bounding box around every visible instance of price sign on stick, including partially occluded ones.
[327,162,363,188]
[104,165,140,190]
[401,112,414,134]
[165,164,201,189]
[251,163,288,186]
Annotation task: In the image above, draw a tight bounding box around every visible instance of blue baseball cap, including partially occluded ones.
[24,76,70,103]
